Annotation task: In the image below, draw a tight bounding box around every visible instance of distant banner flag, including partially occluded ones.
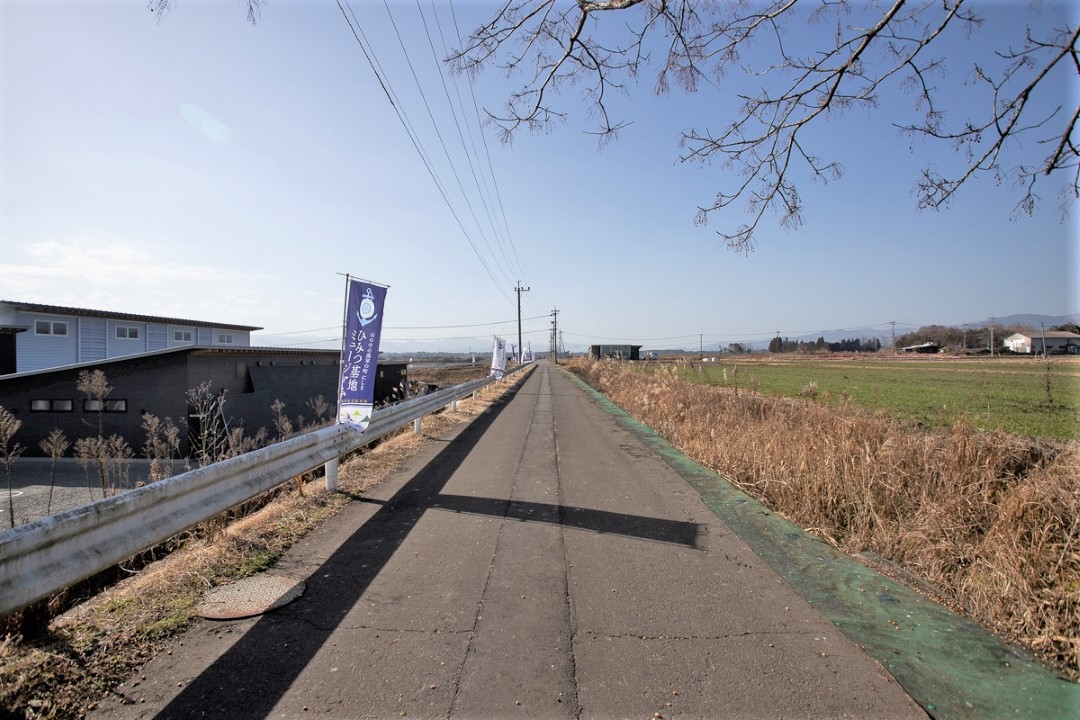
[338,279,388,430]
[490,336,507,379]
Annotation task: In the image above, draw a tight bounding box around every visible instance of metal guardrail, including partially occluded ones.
[0,367,529,616]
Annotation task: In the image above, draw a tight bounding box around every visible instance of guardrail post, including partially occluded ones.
[324,457,339,492]
[450,399,458,412]
[414,417,422,434]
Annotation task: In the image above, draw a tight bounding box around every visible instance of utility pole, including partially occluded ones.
[890,320,896,354]
[989,317,994,356]
[550,308,559,364]
[514,281,530,367]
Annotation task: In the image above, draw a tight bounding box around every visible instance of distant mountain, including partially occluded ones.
[957,313,1080,329]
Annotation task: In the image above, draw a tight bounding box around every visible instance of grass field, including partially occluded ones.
[666,355,1080,439]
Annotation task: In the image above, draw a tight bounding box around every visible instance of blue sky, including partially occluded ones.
[1,0,1077,354]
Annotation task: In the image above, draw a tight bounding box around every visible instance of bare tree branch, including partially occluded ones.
[449,0,1077,251]
[148,0,265,25]
[900,22,1079,220]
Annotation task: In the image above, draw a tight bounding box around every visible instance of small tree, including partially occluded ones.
[187,382,229,466]
[39,429,70,514]
[106,435,134,493]
[142,413,181,483]
[0,406,25,528]
[74,437,106,500]
[270,399,293,442]
[73,432,133,499]
[270,400,302,495]
[306,394,331,427]
[76,369,112,440]
[225,424,264,459]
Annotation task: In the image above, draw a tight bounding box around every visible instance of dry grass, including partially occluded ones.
[571,358,1079,677]
[408,363,492,389]
[0,372,529,720]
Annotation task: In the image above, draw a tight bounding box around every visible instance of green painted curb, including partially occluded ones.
[566,371,1079,720]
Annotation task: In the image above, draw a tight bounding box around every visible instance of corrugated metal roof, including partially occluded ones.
[0,300,262,331]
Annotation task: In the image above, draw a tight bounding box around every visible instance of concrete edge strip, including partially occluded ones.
[564,370,1078,720]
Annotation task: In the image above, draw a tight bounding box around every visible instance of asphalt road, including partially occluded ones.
[90,362,925,719]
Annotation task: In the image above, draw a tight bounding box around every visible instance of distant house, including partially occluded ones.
[0,347,408,457]
[588,344,642,361]
[1003,331,1080,355]
[0,300,261,375]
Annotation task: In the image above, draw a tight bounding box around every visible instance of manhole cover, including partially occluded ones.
[196,574,306,620]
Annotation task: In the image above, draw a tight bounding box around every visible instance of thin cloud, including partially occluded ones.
[180,103,232,145]
[1,237,247,319]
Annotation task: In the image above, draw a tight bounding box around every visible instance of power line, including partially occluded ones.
[383,0,516,289]
[446,1,525,283]
[438,1,526,285]
[419,1,521,287]
[386,314,547,330]
[335,0,514,307]
[265,314,548,336]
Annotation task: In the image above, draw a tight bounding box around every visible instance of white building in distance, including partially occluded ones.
[1002,330,1080,355]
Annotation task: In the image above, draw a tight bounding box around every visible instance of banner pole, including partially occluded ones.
[335,271,390,288]
[326,274,352,492]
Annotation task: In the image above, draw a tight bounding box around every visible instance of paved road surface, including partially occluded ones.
[92,363,925,719]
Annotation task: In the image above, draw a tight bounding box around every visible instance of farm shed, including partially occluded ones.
[898,342,941,354]
[588,344,643,361]
[0,347,407,458]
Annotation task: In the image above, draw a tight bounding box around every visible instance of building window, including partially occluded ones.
[174,330,193,342]
[35,320,68,336]
[218,333,234,344]
[116,326,140,339]
[83,399,128,413]
[31,399,74,412]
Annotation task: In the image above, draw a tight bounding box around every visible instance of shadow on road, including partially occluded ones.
[153,373,701,718]
[155,383,522,718]
[431,494,700,547]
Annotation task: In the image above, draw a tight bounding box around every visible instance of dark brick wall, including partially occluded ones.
[0,354,188,457]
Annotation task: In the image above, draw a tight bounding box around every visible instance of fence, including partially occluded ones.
[0,368,528,616]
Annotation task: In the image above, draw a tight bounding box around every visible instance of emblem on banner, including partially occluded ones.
[358,288,378,326]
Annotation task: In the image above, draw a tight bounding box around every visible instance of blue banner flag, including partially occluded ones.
[338,279,388,430]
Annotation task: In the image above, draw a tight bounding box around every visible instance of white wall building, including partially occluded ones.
[0,300,261,374]
[1002,330,1080,355]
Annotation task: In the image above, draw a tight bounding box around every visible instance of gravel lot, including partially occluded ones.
[2,457,191,526]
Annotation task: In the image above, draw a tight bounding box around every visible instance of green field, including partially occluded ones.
[665,356,1080,440]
